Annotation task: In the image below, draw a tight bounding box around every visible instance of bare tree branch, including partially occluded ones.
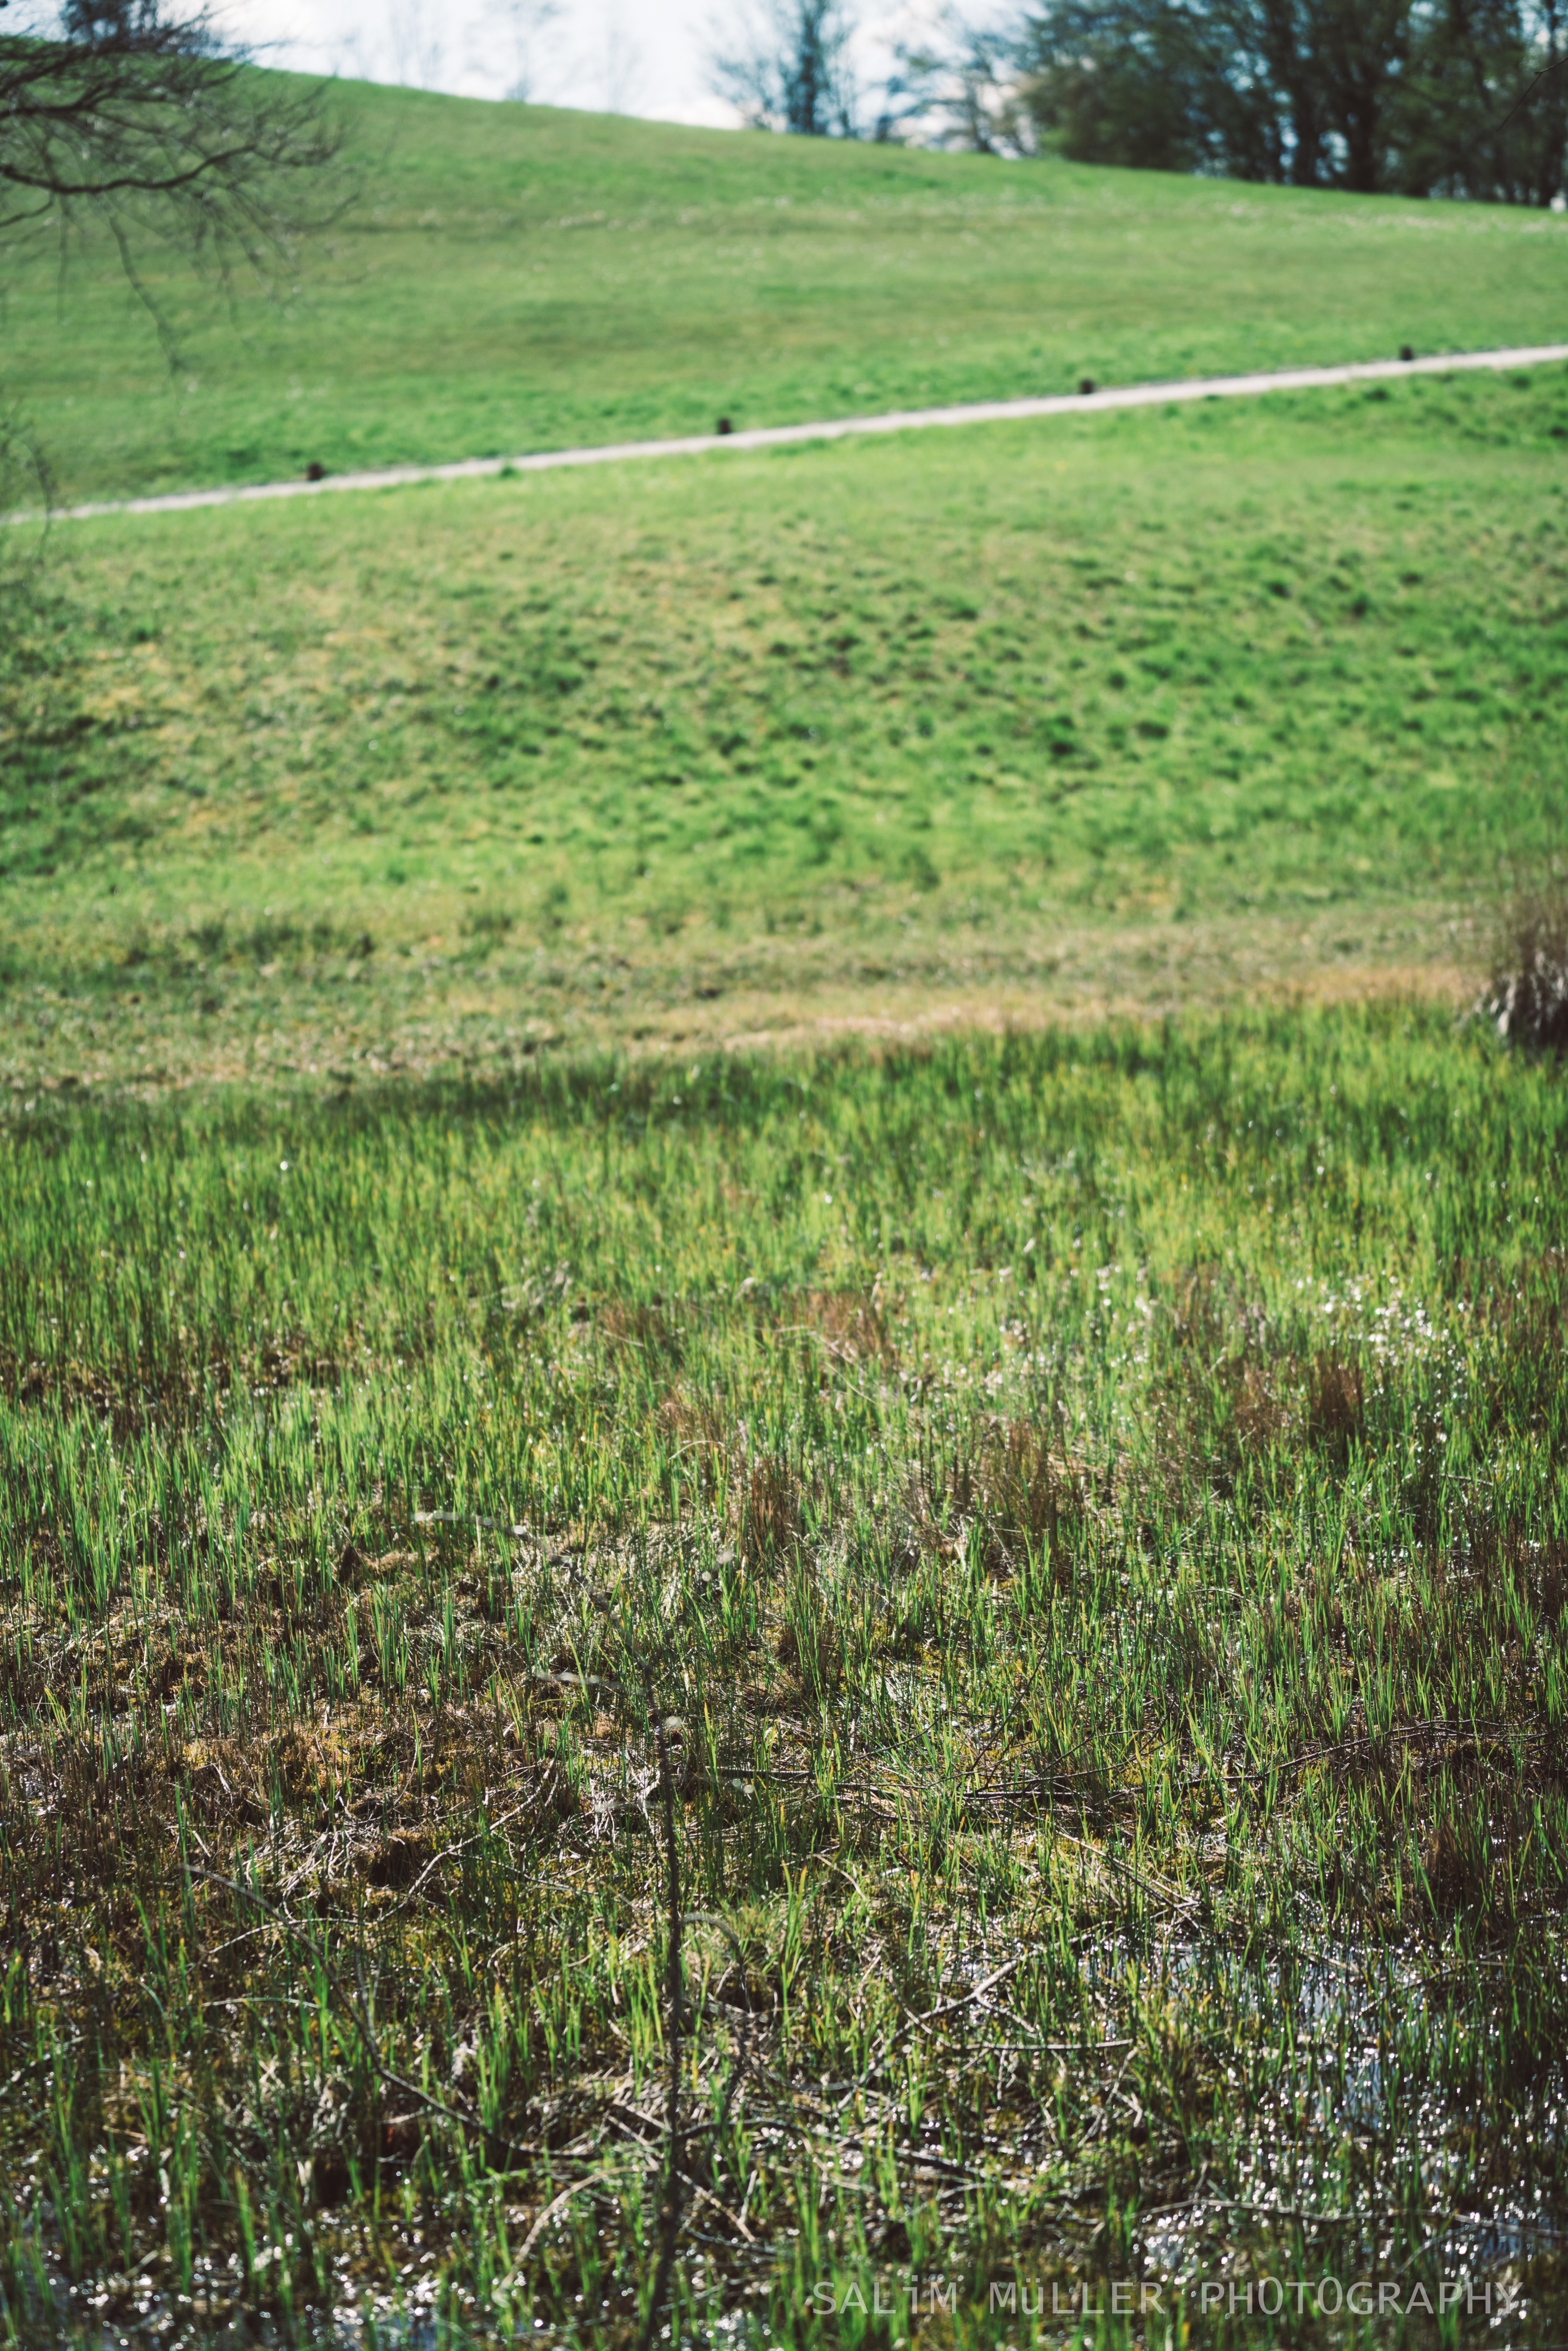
[0,1,349,364]
[708,0,860,135]
[1495,41,1567,133]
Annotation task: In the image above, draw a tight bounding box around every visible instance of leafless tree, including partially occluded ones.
[587,0,645,113]
[1,0,346,365]
[709,0,860,133]
[488,0,562,102]
[387,0,448,92]
[890,8,1038,149]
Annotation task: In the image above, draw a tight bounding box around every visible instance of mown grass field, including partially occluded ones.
[1,1009,1566,2346]
[1,74,1566,505]
[5,364,1568,1090]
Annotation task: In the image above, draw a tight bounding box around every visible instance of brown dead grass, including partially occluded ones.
[0,902,1473,1096]
[777,1287,899,1372]
[972,1417,1087,1573]
[735,1454,800,1573]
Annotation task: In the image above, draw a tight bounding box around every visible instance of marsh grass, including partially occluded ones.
[0,1003,1565,2342]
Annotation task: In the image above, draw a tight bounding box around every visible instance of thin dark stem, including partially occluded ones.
[1495,46,1567,138]
[638,1720,684,2351]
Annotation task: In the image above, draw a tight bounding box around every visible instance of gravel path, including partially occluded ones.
[24,341,1568,527]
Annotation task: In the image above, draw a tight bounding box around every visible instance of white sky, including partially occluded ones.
[212,1,939,129]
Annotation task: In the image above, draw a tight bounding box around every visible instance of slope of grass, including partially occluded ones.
[1,1005,1565,2342]
[4,365,1566,1085]
[2,75,1567,503]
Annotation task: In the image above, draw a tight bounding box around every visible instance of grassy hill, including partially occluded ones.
[3,85,1566,1086]
[6,361,1567,1087]
[2,75,1567,503]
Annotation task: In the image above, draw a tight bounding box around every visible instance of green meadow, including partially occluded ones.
[6,364,1568,1090]
[4,70,1568,2350]
[0,76,1565,504]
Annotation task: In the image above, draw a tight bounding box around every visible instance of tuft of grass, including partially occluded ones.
[1481,882,1568,1050]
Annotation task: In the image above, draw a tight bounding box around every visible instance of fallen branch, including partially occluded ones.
[888,1952,1029,2047]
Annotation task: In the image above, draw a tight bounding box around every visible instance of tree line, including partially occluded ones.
[715,0,1567,204]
